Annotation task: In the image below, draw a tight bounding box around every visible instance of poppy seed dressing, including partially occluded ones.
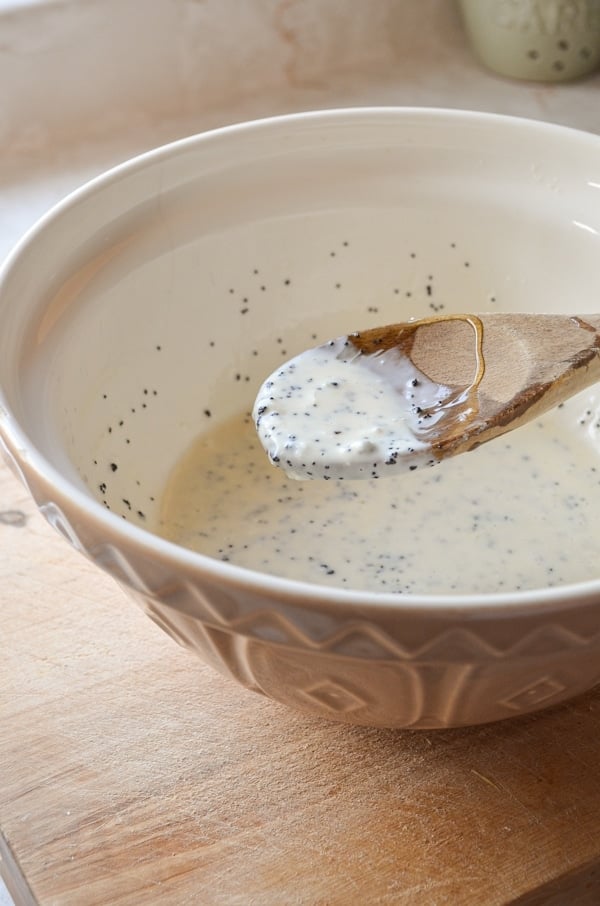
[158,394,600,595]
[252,337,452,480]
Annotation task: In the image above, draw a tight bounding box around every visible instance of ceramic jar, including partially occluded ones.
[458,0,600,81]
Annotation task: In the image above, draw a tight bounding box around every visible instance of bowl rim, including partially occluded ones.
[1,105,600,618]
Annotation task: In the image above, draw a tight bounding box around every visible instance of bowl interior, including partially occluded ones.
[2,109,600,536]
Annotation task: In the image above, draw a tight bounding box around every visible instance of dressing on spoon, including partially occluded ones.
[253,313,600,480]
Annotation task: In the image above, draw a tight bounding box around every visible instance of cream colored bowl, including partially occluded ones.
[1,108,600,729]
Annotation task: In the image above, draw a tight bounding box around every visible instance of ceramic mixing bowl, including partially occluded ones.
[1,108,600,729]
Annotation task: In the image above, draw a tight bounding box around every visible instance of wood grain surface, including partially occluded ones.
[2,458,600,906]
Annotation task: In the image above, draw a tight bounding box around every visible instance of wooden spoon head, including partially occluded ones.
[254,312,600,481]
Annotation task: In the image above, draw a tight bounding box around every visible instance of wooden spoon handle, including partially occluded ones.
[351,313,600,459]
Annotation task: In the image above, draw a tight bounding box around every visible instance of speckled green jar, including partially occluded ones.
[458,0,600,81]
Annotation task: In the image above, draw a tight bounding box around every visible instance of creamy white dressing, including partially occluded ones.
[158,397,600,595]
[253,337,455,480]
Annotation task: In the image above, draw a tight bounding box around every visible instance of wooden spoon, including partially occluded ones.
[253,313,600,480]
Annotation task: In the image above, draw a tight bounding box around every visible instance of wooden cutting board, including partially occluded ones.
[2,457,600,906]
